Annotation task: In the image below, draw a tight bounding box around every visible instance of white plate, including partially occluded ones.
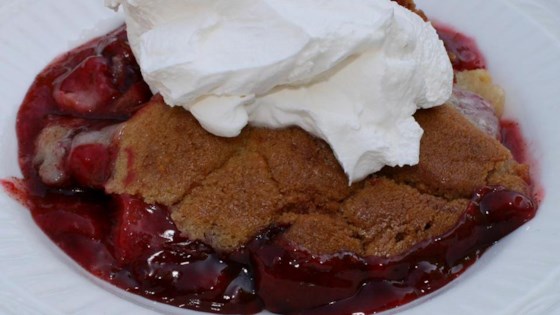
[1,1,559,314]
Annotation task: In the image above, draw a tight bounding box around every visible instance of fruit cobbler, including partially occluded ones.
[2,1,537,314]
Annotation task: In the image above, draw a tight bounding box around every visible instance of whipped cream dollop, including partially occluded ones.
[106,0,453,183]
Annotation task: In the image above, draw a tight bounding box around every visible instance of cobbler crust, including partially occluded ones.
[106,97,530,257]
[100,0,528,258]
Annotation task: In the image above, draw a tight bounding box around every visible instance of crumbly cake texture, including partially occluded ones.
[106,94,530,257]
[381,105,530,199]
[105,96,243,206]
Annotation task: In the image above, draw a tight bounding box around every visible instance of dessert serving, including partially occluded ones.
[2,0,538,314]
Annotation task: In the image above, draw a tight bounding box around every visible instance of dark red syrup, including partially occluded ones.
[4,26,537,315]
[436,25,487,71]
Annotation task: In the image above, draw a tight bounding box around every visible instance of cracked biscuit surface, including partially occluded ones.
[106,95,530,257]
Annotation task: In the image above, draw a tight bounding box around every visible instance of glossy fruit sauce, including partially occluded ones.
[436,25,487,71]
[2,26,537,315]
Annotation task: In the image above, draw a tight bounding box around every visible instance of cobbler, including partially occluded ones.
[3,1,537,314]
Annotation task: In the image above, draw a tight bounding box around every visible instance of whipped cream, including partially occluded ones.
[106,0,453,183]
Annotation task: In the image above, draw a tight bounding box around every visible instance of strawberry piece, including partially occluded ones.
[478,188,536,226]
[112,195,177,264]
[66,124,120,188]
[111,81,152,115]
[448,87,500,138]
[53,56,119,115]
[67,143,113,188]
[112,195,253,303]
[51,30,151,118]
[103,35,153,115]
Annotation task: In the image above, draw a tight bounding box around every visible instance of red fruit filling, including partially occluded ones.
[112,195,177,263]
[67,143,113,188]
[53,56,119,114]
[3,25,537,315]
[436,25,487,71]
